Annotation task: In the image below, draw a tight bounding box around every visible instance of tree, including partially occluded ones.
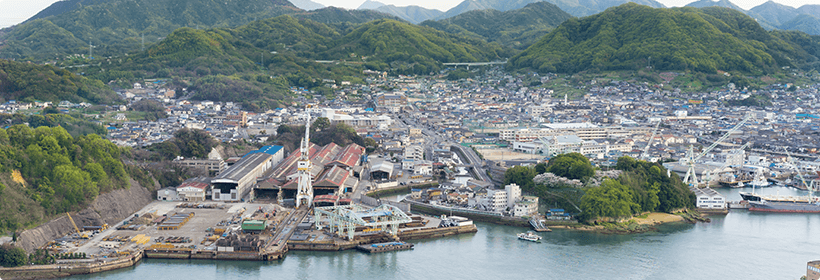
[547,153,594,181]
[0,244,27,267]
[312,117,331,132]
[535,162,548,174]
[579,179,639,222]
[504,165,536,192]
[615,156,694,213]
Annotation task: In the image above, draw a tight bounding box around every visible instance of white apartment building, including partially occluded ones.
[513,195,539,217]
[499,123,609,142]
[404,145,424,161]
[512,135,632,156]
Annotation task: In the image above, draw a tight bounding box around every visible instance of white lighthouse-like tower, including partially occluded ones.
[295,107,314,208]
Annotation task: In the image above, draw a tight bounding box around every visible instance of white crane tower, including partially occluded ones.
[683,114,751,187]
[295,106,314,208]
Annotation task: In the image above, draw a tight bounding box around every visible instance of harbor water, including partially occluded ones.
[67,186,820,279]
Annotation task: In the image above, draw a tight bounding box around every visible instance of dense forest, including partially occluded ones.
[508,4,816,74]
[582,156,694,221]
[0,59,121,104]
[504,154,694,223]
[0,125,130,233]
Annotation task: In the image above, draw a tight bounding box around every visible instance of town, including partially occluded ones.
[2,67,820,278]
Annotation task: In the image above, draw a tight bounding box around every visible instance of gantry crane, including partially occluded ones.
[683,114,751,186]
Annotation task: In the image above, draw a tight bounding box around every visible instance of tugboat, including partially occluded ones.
[517,231,542,242]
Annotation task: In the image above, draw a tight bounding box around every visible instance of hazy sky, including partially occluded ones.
[1,0,819,28]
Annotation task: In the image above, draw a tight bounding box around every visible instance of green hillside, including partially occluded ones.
[422,2,574,49]
[0,125,130,233]
[508,4,805,74]
[0,0,301,60]
[324,19,510,74]
[0,59,121,104]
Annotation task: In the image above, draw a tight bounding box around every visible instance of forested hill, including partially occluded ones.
[0,125,131,233]
[323,19,511,73]
[0,59,121,104]
[508,4,814,74]
[0,0,302,60]
[422,2,574,49]
[99,15,509,81]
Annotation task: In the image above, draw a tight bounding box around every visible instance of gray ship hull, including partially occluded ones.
[748,200,820,213]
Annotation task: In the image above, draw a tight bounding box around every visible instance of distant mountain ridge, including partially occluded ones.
[289,0,325,11]
[422,2,573,49]
[530,0,666,17]
[689,0,820,35]
[374,5,444,24]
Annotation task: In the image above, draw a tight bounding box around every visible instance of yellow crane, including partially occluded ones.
[66,213,89,239]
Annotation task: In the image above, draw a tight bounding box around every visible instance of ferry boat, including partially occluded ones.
[517,231,541,243]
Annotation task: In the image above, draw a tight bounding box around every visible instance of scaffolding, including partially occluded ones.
[314,204,413,240]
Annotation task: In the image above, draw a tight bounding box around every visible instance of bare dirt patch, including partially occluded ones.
[476,148,543,161]
[631,212,684,225]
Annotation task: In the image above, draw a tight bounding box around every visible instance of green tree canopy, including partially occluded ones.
[579,179,639,222]
[546,153,594,181]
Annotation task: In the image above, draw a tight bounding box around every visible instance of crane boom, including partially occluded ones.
[67,212,80,234]
[783,147,811,200]
[684,113,751,186]
[695,114,751,161]
[705,142,750,184]
[642,120,662,160]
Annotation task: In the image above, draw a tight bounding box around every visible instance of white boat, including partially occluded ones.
[517,231,541,242]
[748,167,769,188]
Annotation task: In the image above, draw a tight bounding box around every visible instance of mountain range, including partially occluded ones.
[686,0,820,35]
[421,2,573,49]
[358,0,666,24]
[0,0,396,60]
[508,4,817,74]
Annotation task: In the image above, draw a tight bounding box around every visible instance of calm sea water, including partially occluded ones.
[68,186,820,280]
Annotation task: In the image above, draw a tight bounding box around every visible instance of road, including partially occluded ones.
[397,112,493,185]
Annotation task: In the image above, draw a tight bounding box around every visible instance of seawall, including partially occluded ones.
[408,201,530,227]
[0,250,143,280]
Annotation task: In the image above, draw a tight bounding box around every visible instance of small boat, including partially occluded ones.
[517,231,541,242]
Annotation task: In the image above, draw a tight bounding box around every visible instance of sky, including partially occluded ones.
[1,0,819,28]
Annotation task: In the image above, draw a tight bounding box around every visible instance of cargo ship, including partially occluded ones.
[747,173,820,213]
[356,242,414,253]
[748,197,820,213]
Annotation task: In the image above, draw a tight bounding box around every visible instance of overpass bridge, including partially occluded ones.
[443,61,507,69]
